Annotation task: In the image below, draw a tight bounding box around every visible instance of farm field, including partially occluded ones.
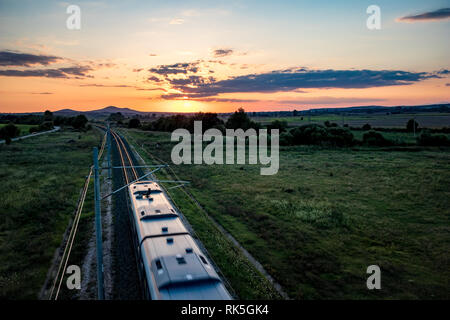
[0,128,102,299]
[0,124,38,137]
[123,128,450,299]
[251,112,450,129]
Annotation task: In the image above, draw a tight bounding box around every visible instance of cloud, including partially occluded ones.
[397,8,450,22]
[136,87,166,92]
[0,50,61,66]
[188,97,259,103]
[31,92,53,95]
[0,65,93,78]
[277,97,385,105]
[147,76,163,82]
[149,61,200,76]
[166,68,443,98]
[168,75,215,86]
[148,53,158,57]
[79,84,132,87]
[212,48,234,58]
[169,18,184,25]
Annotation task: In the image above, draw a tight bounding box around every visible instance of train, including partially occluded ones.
[127,180,232,300]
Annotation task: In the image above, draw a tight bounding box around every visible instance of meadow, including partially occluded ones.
[123,128,450,299]
[0,128,101,299]
[251,112,450,129]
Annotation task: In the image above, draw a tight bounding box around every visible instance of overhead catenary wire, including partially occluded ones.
[48,132,107,300]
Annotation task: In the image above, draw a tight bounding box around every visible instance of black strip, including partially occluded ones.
[139,232,190,248]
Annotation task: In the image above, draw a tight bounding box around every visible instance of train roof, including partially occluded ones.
[143,234,231,300]
[130,181,177,219]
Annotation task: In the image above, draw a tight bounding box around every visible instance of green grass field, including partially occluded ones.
[123,128,450,299]
[0,128,101,299]
[0,124,38,137]
[251,112,450,129]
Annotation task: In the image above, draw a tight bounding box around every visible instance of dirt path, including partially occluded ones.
[0,126,60,144]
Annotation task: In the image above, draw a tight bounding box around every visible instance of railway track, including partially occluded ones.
[107,128,145,299]
[92,125,235,299]
[110,130,139,184]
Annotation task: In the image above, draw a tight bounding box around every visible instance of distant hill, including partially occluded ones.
[2,103,449,118]
[53,106,147,117]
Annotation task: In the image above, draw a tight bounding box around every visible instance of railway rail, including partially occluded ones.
[107,127,232,300]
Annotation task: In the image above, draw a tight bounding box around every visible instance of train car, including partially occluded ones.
[128,181,232,300]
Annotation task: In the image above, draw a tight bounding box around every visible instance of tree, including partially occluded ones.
[293,110,298,117]
[0,123,20,139]
[128,118,141,128]
[362,123,371,131]
[44,110,53,122]
[225,108,260,130]
[107,112,124,122]
[406,119,419,132]
[191,112,223,132]
[72,115,88,129]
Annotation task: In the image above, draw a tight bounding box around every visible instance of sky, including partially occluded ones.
[0,0,449,113]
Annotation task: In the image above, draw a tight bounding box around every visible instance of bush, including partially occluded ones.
[279,131,294,146]
[289,124,355,147]
[326,127,355,146]
[291,124,329,145]
[267,120,288,133]
[362,130,392,146]
[417,132,450,146]
[38,121,54,131]
[128,118,141,128]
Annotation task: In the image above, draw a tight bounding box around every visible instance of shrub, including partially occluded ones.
[279,131,294,146]
[128,118,141,128]
[267,120,288,133]
[417,132,450,146]
[289,124,355,146]
[291,124,329,145]
[326,127,355,146]
[362,130,391,146]
[38,121,54,131]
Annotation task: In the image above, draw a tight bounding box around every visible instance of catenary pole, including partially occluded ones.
[93,147,105,300]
